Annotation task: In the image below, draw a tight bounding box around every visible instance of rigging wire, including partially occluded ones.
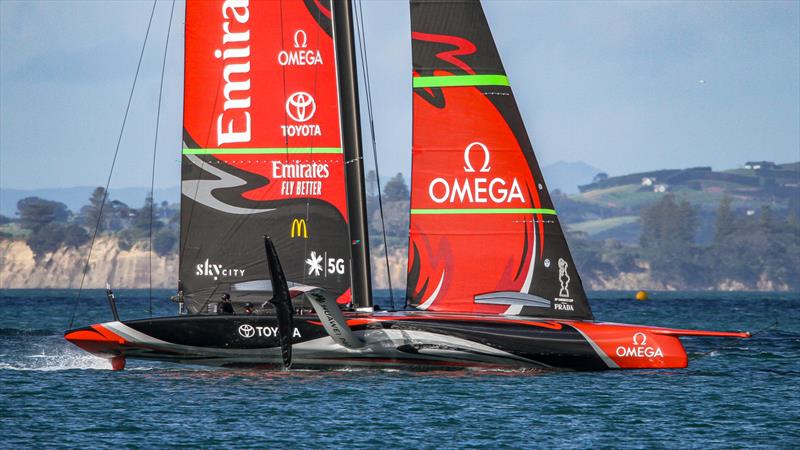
[354,0,395,309]
[303,4,324,289]
[69,0,159,330]
[148,0,177,316]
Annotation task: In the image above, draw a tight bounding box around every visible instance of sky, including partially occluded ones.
[1,0,798,191]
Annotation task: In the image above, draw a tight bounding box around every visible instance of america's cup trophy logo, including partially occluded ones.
[558,258,570,298]
[286,92,316,122]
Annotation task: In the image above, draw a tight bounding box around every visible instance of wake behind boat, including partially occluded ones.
[66,0,749,371]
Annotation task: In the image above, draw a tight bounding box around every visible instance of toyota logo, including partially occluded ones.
[238,324,255,338]
[286,92,316,122]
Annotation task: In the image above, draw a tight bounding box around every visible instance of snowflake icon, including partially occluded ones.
[305,251,323,276]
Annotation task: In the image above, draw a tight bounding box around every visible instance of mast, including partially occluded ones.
[332,0,373,309]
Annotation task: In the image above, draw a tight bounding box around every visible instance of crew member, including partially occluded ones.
[243,303,254,315]
[218,293,234,315]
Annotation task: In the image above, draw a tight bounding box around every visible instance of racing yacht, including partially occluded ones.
[66,0,749,371]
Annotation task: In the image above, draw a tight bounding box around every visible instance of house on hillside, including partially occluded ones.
[745,161,777,170]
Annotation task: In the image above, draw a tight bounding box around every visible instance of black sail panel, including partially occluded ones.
[407,0,592,319]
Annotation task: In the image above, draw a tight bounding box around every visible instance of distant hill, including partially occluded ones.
[0,186,180,217]
[577,161,798,202]
[556,160,800,244]
[541,161,604,194]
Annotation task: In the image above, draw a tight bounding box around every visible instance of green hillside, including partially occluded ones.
[564,161,799,244]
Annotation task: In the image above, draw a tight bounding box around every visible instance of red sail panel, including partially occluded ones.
[407,0,592,319]
[181,0,351,312]
[184,0,345,211]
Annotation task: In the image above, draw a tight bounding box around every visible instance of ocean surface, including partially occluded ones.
[1,290,798,448]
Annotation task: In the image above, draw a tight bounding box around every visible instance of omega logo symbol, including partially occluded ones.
[427,140,524,204]
[293,29,307,49]
[286,92,316,123]
[615,331,663,358]
[238,324,255,338]
[463,142,491,173]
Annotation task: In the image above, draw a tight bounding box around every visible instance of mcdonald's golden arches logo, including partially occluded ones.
[291,218,308,238]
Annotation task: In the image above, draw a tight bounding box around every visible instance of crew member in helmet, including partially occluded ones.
[218,293,234,315]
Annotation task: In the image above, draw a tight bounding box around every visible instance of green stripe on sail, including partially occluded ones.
[411,208,556,215]
[182,147,342,155]
[413,74,510,88]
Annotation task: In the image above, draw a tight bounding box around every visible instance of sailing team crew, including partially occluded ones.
[217,293,234,315]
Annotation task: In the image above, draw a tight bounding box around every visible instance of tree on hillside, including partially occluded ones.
[80,187,107,232]
[26,223,89,257]
[707,199,800,289]
[788,193,800,221]
[16,197,69,232]
[158,201,170,219]
[366,170,378,198]
[153,228,178,256]
[106,200,132,232]
[639,194,700,285]
[755,205,793,287]
[133,195,163,232]
[709,196,749,282]
[383,173,409,201]
[63,224,90,248]
[712,196,736,246]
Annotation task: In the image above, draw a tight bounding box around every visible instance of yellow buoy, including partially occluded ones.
[635,290,648,301]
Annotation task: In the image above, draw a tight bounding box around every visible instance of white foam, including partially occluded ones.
[0,348,111,371]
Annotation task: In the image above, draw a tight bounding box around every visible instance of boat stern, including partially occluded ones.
[571,322,750,369]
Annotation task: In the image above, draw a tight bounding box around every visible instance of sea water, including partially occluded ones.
[0,290,798,448]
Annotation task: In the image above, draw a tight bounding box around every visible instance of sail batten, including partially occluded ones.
[407,0,592,319]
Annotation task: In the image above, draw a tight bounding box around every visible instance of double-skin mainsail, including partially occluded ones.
[180,0,359,313]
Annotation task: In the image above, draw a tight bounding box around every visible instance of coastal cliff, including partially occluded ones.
[0,238,177,289]
[0,238,791,291]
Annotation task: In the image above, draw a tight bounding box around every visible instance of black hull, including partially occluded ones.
[65,311,750,371]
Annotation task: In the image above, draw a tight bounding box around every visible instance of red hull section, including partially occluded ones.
[570,322,748,369]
